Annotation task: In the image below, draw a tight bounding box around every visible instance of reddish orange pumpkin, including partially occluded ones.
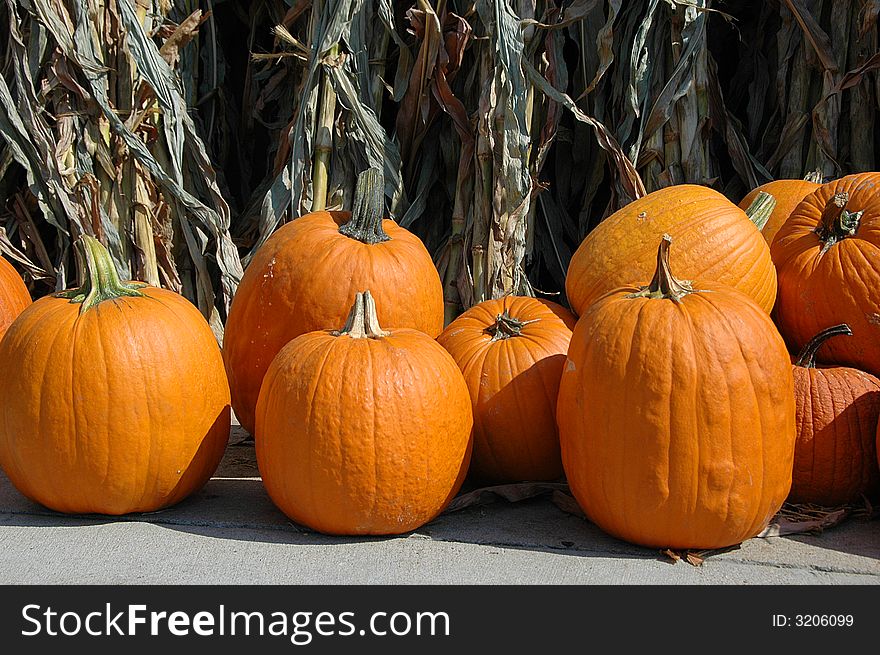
[790,324,880,506]
[558,236,796,549]
[223,169,444,434]
[256,291,472,535]
[565,184,777,316]
[437,296,576,484]
[772,173,880,375]
[0,255,31,341]
[738,173,822,246]
[0,236,230,515]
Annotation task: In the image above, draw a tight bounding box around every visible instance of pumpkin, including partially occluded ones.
[738,171,822,246]
[0,236,230,515]
[0,255,31,341]
[223,169,444,434]
[789,324,880,506]
[772,172,880,375]
[436,296,575,483]
[565,184,777,316]
[256,290,472,535]
[558,235,796,550]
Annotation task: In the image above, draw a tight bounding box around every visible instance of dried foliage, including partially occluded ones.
[0,0,243,332]
[2,0,880,322]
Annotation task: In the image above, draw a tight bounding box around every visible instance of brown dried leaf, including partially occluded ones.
[158,9,208,68]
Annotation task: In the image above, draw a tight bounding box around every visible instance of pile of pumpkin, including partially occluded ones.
[0,168,878,552]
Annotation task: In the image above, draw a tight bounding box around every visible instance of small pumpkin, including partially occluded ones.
[738,171,822,246]
[223,169,444,434]
[558,235,796,550]
[256,291,472,535]
[0,236,230,515]
[0,255,31,341]
[437,296,576,484]
[772,172,880,375]
[789,324,880,506]
[565,184,777,316]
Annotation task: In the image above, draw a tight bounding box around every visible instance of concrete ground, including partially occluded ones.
[1,425,877,585]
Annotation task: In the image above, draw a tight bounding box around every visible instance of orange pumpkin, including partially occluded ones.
[437,296,575,483]
[256,291,472,535]
[0,236,230,515]
[772,173,880,375]
[790,324,880,506]
[738,172,822,246]
[558,236,796,549]
[0,255,31,341]
[223,169,444,434]
[565,184,777,316]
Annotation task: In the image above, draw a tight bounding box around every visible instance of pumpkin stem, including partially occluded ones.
[795,324,852,368]
[744,191,777,230]
[338,168,390,245]
[804,169,823,184]
[815,192,863,252]
[629,235,694,303]
[56,235,145,314]
[333,290,389,339]
[485,311,539,342]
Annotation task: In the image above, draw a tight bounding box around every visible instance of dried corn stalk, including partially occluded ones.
[0,0,243,331]
[3,0,879,324]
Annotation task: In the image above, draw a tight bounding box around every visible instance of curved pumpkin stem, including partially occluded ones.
[334,290,389,339]
[744,191,777,231]
[815,192,863,252]
[485,311,539,342]
[338,168,390,245]
[629,235,694,303]
[56,235,145,314]
[795,323,852,368]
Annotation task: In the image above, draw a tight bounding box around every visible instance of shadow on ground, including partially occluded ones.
[1,426,878,570]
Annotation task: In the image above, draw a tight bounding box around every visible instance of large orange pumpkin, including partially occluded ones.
[738,172,822,246]
[558,236,796,550]
[437,296,575,483]
[772,172,880,375]
[224,169,444,434]
[256,291,472,535]
[565,184,777,316]
[790,324,880,506]
[0,255,31,341]
[0,236,230,515]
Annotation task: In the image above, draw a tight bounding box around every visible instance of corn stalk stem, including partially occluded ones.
[312,39,338,212]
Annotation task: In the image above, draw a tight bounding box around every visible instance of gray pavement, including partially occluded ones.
[1,425,877,584]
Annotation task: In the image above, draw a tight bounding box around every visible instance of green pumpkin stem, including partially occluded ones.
[795,324,852,368]
[744,191,777,231]
[56,235,144,313]
[815,192,863,252]
[333,290,389,339]
[485,311,539,342]
[629,234,694,303]
[338,168,390,245]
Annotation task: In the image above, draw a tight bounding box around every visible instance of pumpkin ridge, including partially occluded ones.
[479,343,507,479]
[617,298,652,540]
[674,297,701,541]
[691,218,772,304]
[802,369,817,491]
[716,296,770,540]
[66,301,94,510]
[304,335,339,524]
[508,342,539,477]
